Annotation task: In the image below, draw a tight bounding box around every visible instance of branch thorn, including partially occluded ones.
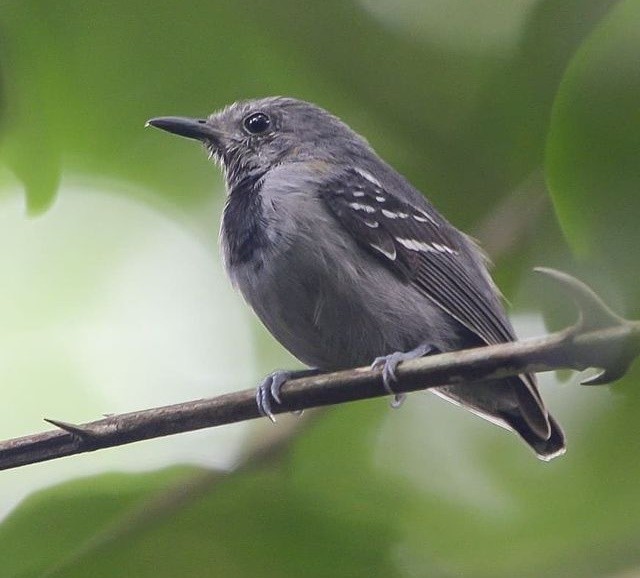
[44,418,100,441]
[536,267,638,385]
[535,267,625,332]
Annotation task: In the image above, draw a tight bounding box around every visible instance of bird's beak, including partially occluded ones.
[146,116,221,143]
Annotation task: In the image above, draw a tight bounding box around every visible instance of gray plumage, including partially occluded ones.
[147,96,565,460]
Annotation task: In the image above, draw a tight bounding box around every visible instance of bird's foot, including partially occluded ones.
[256,368,321,422]
[371,343,435,407]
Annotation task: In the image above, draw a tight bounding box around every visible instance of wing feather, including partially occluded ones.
[320,169,517,347]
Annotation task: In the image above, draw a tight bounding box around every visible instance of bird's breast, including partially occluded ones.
[225,200,454,370]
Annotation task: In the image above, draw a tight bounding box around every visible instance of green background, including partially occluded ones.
[0,0,639,576]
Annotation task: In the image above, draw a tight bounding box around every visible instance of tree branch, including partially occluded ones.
[1,268,638,471]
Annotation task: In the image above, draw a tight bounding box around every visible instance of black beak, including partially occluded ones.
[146,116,220,142]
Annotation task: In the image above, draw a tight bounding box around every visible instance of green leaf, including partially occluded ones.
[0,467,202,577]
[546,0,640,292]
[0,5,63,214]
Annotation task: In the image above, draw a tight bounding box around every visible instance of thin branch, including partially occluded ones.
[0,268,638,471]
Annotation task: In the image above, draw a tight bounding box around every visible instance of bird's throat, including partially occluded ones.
[222,172,269,267]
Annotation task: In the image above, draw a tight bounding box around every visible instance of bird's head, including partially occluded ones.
[147,96,371,188]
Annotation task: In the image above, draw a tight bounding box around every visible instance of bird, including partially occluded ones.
[147,96,565,460]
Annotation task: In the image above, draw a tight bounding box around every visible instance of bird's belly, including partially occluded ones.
[228,244,456,371]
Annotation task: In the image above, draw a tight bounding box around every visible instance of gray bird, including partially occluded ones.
[147,97,565,460]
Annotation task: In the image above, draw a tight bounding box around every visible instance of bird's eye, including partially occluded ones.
[243,112,271,135]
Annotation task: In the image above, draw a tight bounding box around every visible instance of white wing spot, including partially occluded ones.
[371,242,396,260]
[396,238,457,254]
[413,214,428,223]
[396,238,433,252]
[432,243,457,254]
[354,167,382,188]
[353,191,366,198]
[349,202,376,214]
[364,219,379,228]
[417,210,438,225]
[381,209,409,219]
[375,196,386,202]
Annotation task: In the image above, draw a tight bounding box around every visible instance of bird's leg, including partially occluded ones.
[256,368,322,422]
[371,343,436,407]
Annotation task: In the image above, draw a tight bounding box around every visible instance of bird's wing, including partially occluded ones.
[320,167,549,437]
[319,167,516,347]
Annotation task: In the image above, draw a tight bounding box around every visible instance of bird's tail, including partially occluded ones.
[432,376,566,461]
[502,411,566,461]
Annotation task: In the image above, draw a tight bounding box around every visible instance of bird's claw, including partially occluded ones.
[371,343,435,408]
[255,368,322,422]
[256,370,290,423]
[372,352,404,394]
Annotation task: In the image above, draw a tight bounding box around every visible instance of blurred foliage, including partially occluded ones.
[547,0,640,311]
[1,0,640,576]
